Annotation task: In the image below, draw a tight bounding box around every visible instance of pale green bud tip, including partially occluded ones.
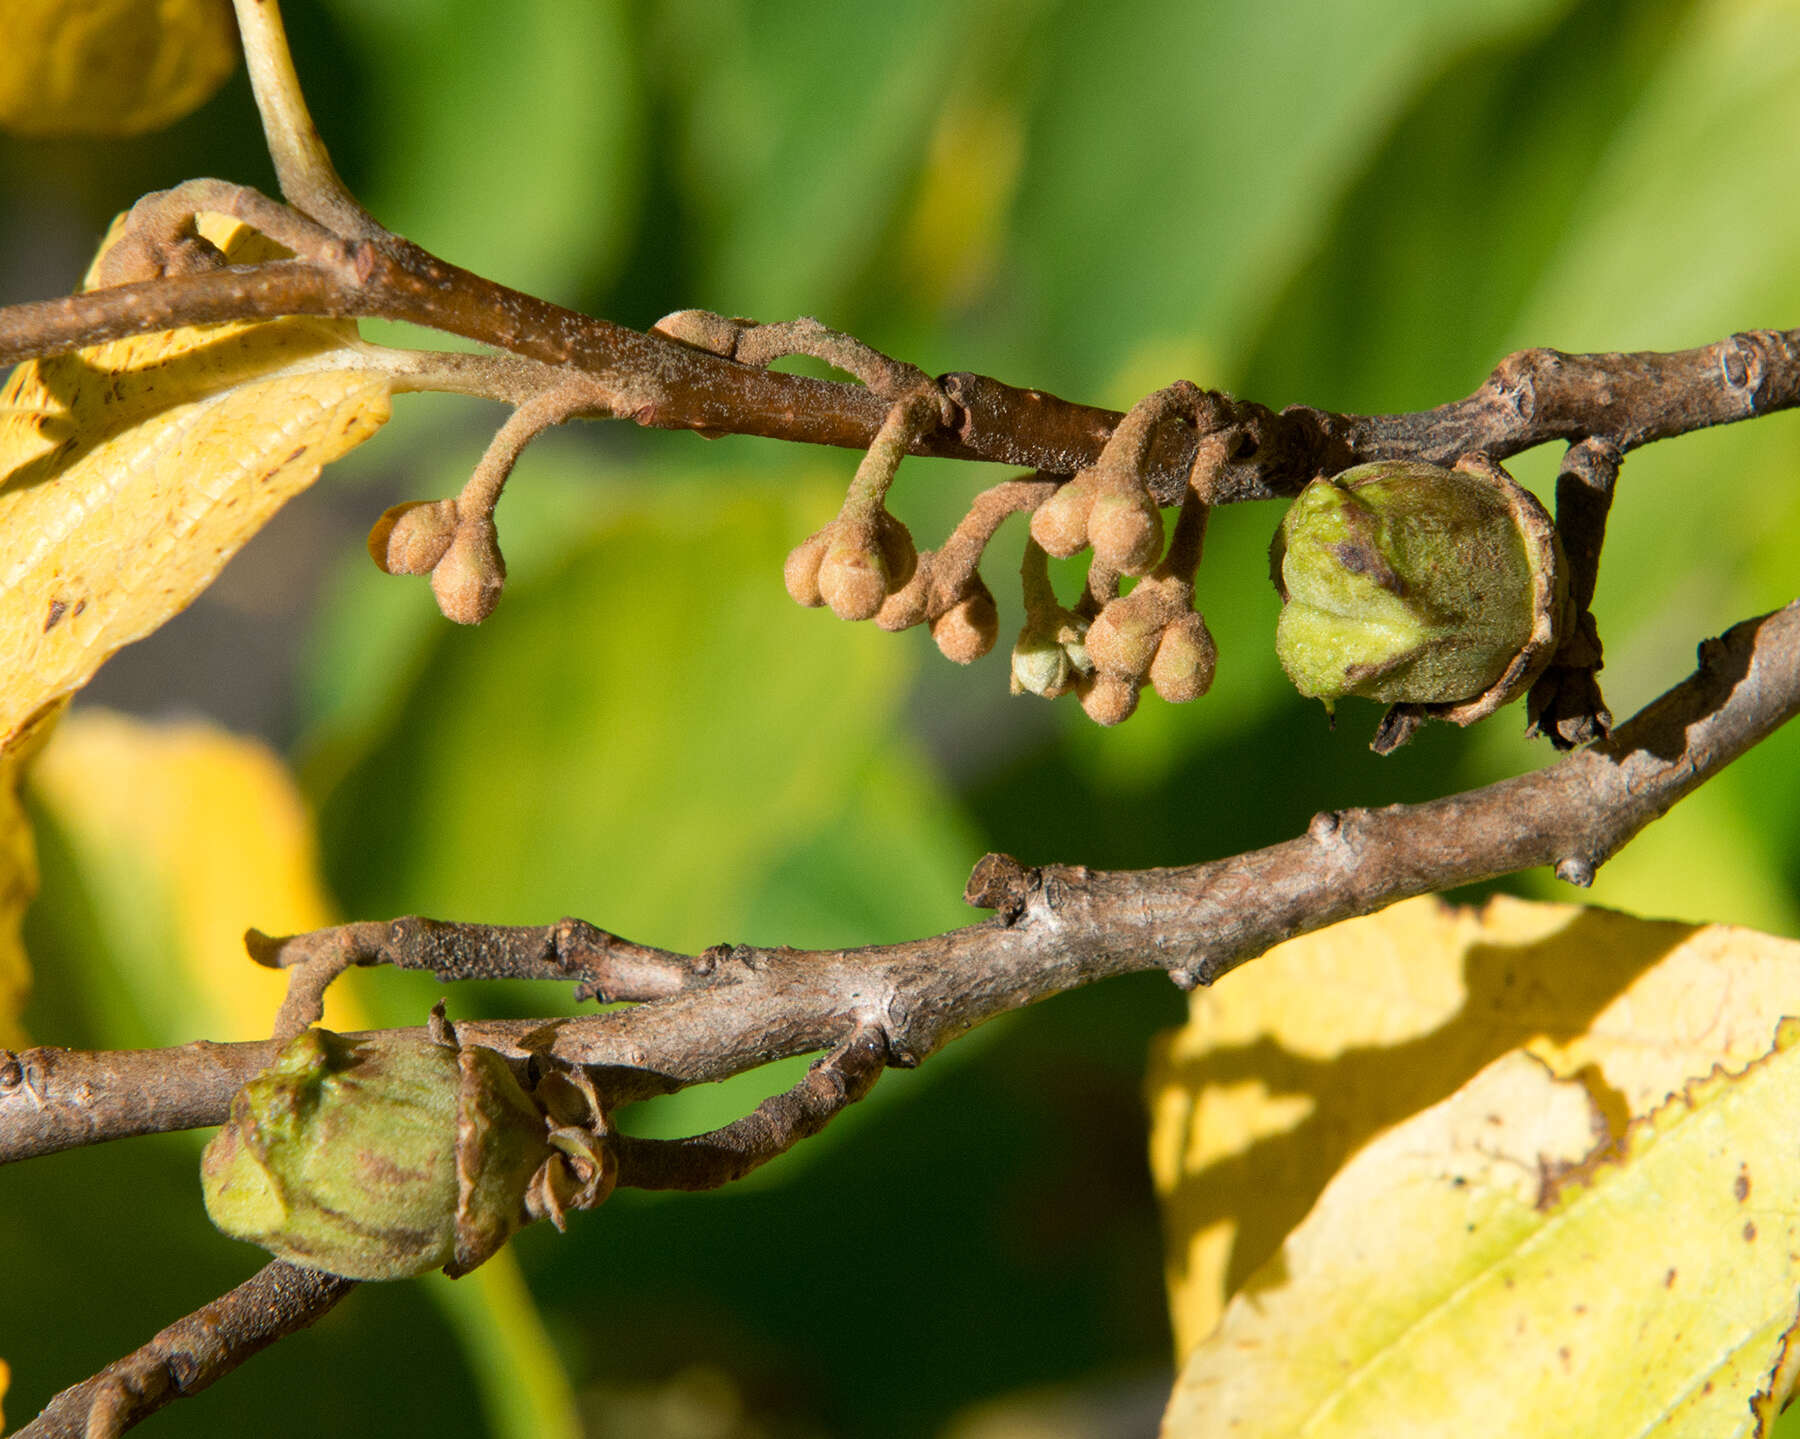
[1010,613,1091,698]
[1270,462,1547,708]
[1011,635,1072,697]
[201,1029,550,1281]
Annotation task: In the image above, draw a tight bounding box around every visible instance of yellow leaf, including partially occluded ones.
[0,0,238,138]
[27,708,349,1042]
[0,754,35,1051]
[1162,1022,1800,1438]
[1148,895,1800,1358]
[0,1354,9,1435]
[0,701,64,1050]
[0,215,391,752]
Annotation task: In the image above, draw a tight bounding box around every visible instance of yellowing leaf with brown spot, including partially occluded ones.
[1151,896,1800,1438]
[0,214,391,752]
[26,708,353,1042]
[1163,1024,1800,1439]
[0,0,238,137]
[1149,895,1800,1357]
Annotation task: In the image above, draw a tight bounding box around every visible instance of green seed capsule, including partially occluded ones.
[201,1028,551,1281]
[1269,459,1564,720]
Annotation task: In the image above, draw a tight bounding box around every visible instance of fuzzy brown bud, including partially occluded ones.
[1148,613,1217,703]
[931,580,999,664]
[1079,672,1139,726]
[649,309,742,357]
[874,511,918,593]
[368,499,458,576]
[1087,489,1164,575]
[431,517,507,625]
[1029,472,1098,558]
[1084,596,1162,680]
[784,531,830,608]
[818,535,890,621]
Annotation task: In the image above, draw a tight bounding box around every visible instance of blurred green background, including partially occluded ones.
[5,0,1800,1434]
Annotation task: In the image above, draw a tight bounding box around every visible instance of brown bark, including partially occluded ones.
[9,602,1795,1170]
[2,208,1795,508]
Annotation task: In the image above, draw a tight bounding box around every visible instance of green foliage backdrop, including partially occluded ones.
[5,0,1800,1433]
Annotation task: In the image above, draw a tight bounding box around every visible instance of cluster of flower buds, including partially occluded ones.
[784,378,950,625]
[654,316,1577,742]
[367,497,506,625]
[785,505,919,622]
[1007,382,1220,724]
[1081,572,1217,725]
[652,311,960,639]
[1028,462,1165,577]
[874,548,1000,663]
[201,1024,611,1281]
[366,378,618,626]
[1269,456,1567,733]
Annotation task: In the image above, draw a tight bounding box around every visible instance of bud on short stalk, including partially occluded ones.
[1029,471,1099,559]
[1086,486,1163,576]
[1148,612,1217,704]
[1079,671,1139,726]
[1269,459,1566,726]
[1011,610,1092,699]
[431,516,507,625]
[368,499,459,576]
[931,579,999,663]
[789,512,916,622]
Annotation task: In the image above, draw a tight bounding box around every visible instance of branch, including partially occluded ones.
[242,915,713,1042]
[8,601,1796,1167]
[1,191,1795,502]
[15,1261,355,1439]
[230,0,382,241]
[612,1026,889,1191]
[12,1030,887,1438]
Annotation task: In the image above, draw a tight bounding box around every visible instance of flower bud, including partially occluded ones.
[1269,459,1564,718]
[1029,472,1098,558]
[1087,489,1163,575]
[201,1028,551,1281]
[1011,609,1091,698]
[1149,612,1217,703]
[931,580,998,664]
[875,512,918,594]
[1079,672,1139,726]
[818,535,890,621]
[814,511,916,622]
[431,518,506,625]
[368,499,458,576]
[1012,636,1071,697]
[1085,596,1162,680]
[784,531,830,608]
